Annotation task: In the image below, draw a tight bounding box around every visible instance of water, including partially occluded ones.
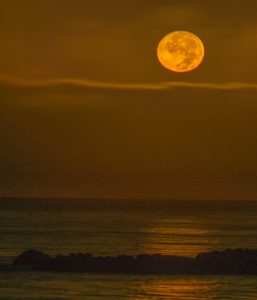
[0,198,257,299]
[1,273,257,299]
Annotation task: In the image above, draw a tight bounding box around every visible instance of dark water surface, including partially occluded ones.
[0,198,257,299]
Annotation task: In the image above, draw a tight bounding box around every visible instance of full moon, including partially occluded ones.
[157,31,205,73]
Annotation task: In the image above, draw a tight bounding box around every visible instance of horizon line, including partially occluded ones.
[0,196,256,202]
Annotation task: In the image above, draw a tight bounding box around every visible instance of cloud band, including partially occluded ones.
[1,76,257,92]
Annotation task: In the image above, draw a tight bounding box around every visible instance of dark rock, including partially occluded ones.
[12,248,257,275]
[13,249,51,267]
[195,248,257,275]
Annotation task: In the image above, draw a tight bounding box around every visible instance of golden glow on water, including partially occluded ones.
[140,216,213,257]
[136,277,218,300]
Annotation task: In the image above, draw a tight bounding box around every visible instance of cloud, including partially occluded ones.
[1,76,257,94]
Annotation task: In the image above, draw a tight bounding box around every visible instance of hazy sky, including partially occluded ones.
[1,1,257,200]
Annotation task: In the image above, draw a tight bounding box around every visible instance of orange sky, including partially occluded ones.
[1,1,257,200]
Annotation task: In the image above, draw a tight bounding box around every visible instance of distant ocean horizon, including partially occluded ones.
[1,196,256,209]
[1,197,257,299]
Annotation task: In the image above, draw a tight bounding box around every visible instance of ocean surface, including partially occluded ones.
[0,198,257,299]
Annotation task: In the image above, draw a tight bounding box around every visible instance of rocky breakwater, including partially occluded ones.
[13,248,257,275]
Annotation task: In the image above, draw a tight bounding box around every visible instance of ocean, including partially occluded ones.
[0,198,257,299]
